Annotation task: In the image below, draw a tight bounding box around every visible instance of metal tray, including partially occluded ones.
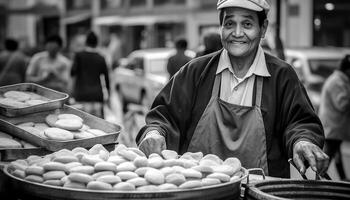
[0,105,120,151]
[3,166,248,200]
[0,83,69,117]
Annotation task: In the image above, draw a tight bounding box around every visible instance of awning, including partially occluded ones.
[94,15,184,26]
[61,13,91,25]
[7,3,59,16]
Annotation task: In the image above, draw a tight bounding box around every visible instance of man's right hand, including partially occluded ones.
[138,130,166,156]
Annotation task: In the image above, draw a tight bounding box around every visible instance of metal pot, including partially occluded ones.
[244,179,350,200]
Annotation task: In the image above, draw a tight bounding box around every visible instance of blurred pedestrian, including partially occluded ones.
[166,38,192,78]
[71,31,110,118]
[26,35,71,93]
[195,31,222,58]
[0,38,29,86]
[319,54,350,181]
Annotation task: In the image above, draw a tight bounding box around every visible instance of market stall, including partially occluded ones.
[1,83,350,200]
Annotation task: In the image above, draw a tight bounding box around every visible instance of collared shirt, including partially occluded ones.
[216,46,271,106]
[26,51,71,93]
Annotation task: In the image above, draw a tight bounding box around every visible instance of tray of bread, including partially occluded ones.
[0,128,117,161]
[3,144,246,200]
[0,105,120,152]
[0,83,69,117]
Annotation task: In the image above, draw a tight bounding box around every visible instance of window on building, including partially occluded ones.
[101,0,125,9]
[130,0,146,7]
[313,0,350,47]
[154,0,185,6]
[66,0,91,11]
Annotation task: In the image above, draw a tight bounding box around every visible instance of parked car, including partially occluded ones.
[285,47,350,111]
[114,48,195,111]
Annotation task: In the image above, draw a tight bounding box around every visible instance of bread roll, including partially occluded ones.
[116,162,136,172]
[12,169,26,179]
[113,182,135,191]
[206,172,230,182]
[144,169,164,185]
[94,162,117,172]
[126,177,148,187]
[55,119,83,131]
[53,155,79,164]
[179,180,202,189]
[43,171,66,180]
[25,175,44,183]
[25,165,44,176]
[87,181,112,190]
[45,114,58,127]
[92,171,115,180]
[133,156,148,168]
[201,178,221,186]
[158,183,178,190]
[161,150,178,160]
[58,114,83,122]
[4,91,31,102]
[165,173,186,186]
[68,173,94,183]
[0,138,22,148]
[43,162,68,172]
[43,179,63,186]
[44,128,74,141]
[134,167,150,177]
[69,166,95,175]
[96,175,121,184]
[116,171,138,181]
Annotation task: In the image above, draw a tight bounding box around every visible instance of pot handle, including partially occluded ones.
[246,168,265,185]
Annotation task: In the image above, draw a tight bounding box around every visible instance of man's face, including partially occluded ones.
[220,7,267,58]
[45,42,60,57]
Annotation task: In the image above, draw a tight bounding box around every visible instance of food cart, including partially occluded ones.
[1,83,350,200]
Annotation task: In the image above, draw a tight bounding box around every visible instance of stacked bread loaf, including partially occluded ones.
[0,131,37,149]
[17,113,109,141]
[0,90,50,108]
[9,144,243,191]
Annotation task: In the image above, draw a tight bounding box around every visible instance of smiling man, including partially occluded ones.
[136,0,329,178]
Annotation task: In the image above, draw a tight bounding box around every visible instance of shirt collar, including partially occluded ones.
[216,46,271,78]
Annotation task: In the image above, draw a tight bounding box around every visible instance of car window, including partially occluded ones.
[147,58,168,75]
[127,57,144,70]
[308,59,340,79]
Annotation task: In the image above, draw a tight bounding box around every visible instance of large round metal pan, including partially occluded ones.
[245,179,350,200]
[4,165,248,200]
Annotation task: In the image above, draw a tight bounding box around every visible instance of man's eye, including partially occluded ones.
[224,21,234,28]
[243,22,253,28]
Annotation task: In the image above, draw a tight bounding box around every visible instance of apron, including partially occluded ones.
[188,75,269,175]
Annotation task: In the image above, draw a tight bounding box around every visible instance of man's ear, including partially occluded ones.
[261,19,269,38]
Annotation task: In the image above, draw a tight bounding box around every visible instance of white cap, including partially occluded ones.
[217,0,270,14]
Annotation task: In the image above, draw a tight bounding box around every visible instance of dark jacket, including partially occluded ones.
[71,51,110,102]
[137,50,324,178]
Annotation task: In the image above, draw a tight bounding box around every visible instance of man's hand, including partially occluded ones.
[138,130,166,156]
[293,140,329,175]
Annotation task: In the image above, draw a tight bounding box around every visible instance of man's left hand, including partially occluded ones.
[293,140,329,175]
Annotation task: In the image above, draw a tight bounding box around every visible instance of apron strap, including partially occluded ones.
[212,74,221,97]
[255,76,263,108]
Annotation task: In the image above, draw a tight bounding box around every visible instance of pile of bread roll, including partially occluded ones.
[0,90,50,108]
[17,113,109,141]
[9,144,243,191]
[0,131,37,149]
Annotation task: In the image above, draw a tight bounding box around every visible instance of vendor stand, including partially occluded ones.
[0,83,350,200]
